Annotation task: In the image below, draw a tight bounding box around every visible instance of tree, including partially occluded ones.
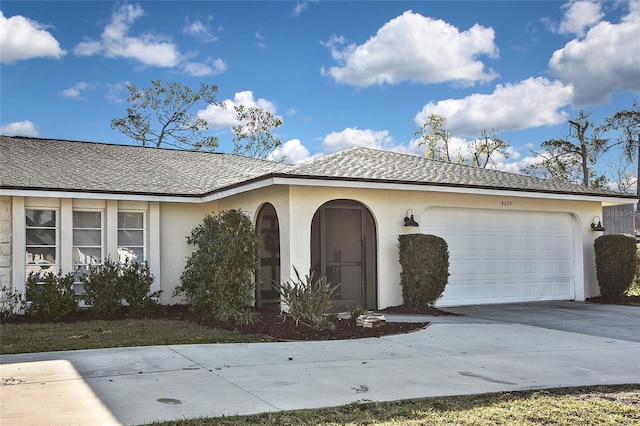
[415,114,463,163]
[232,104,283,159]
[415,114,511,168]
[469,129,511,168]
[111,80,219,150]
[603,101,640,198]
[522,110,608,187]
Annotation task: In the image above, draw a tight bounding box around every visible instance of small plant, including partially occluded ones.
[275,268,340,331]
[398,234,450,307]
[81,259,122,317]
[347,304,367,319]
[81,257,159,317]
[594,234,636,299]
[0,286,26,320]
[119,260,161,314]
[26,271,77,320]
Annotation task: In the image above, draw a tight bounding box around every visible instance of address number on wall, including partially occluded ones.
[501,201,513,207]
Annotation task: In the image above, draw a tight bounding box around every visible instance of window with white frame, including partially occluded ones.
[73,211,103,295]
[118,212,145,263]
[25,209,58,281]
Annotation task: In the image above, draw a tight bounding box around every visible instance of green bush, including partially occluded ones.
[175,209,260,324]
[81,258,159,317]
[1,286,26,321]
[594,234,636,298]
[398,234,450,307]
[274,268,339,330]
[631,244,640,296]
[81,259,121,317]
[26,271,77,320]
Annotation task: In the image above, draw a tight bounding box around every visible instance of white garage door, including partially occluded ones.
[421,208,576,306]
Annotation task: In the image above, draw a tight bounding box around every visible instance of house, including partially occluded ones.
[1,136,636,309]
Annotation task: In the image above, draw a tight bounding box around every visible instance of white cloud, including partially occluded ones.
[321,10,498,87]
[292,1,318,17]
[549,2,640,104]
[74,3,181,67]
[268,139,322,163]
[1,120,39,137]
[61,81,89,100]
[415,77,574,137]
[198,91,279,130]
[0,12,66,64]
[558,1,604,36]
[183,58,227,76]
[322,128,394,153]
[183,18,220,42]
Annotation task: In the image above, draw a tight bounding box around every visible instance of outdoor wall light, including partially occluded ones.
[591,216,605,232]
[404,209,419,227]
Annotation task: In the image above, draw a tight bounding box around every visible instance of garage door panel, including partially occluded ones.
[421,208,575,306]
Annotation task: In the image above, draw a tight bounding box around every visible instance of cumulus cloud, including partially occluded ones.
[321,10,498,87]
[0,12,66,64]
[322,128,394,153]
[558,1,604,36]
[292,1,318,17]
[549,1,640,104]
[198,91,279,130]
[268,139,322,163]
[61,81,89,100]
[1,120,39,137]
[182,58,227,76]
[415,77,574,137]
[183,17,220,42]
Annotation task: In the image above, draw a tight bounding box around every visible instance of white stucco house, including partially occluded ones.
[1,136,636,309]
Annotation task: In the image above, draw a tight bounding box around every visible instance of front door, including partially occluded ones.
[311,200,377,310]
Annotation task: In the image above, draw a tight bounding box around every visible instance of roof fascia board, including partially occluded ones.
[270,176,637,204]
[0,188,201,203]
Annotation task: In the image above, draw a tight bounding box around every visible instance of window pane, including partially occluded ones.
[26,209,56,227]
[73,211,101,228]
[73,248,102,265]
[26,229,56,245]
[73,230,101,246]
[118,230,143,246]
[118,212,143,228]
[118,247,143,262]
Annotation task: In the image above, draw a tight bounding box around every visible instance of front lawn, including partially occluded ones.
[145,385,640,425]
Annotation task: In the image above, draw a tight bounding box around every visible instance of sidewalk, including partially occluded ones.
[1,302,639,425]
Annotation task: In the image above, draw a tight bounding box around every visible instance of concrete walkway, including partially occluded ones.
[1,301,639,425]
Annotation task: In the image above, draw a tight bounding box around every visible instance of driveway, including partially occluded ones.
[1,301,639,425]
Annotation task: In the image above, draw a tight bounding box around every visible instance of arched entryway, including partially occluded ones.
[311,200,378,310]
[256,203,281,310]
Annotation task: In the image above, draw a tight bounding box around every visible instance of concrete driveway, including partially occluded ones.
[1,301,639,425]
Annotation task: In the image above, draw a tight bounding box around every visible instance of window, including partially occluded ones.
[118,212,145,262]
[73,211,103,294]
[25,209,57,281]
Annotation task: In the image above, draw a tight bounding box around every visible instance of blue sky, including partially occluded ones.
[1,1,639,186]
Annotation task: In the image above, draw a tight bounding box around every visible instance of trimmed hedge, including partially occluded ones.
[398,234,450,307]
[594,234,636,298]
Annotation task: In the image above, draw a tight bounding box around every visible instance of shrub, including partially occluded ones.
[0,286,25,321]
[119,260,161,314]
[594,234,636,298]
[398,234,450,307]
[175,209,260,324]
[81,259,121,317]
[631,244,640,296]
[274,268,339,331]
[26,271,77,320]
[81,258,159,317]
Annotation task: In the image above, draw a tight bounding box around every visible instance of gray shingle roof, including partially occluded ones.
[1,136,635,200]
[0,136,291,196]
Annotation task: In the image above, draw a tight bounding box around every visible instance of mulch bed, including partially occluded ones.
[586,295,640,306]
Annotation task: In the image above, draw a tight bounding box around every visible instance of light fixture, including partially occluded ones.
[591,216,605,232]
[404,209,419,227]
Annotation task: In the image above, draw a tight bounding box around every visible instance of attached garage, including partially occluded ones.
[421,207,577,307]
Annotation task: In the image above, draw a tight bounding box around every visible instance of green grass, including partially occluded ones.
[0,319,264,354]
[145,385,639,425]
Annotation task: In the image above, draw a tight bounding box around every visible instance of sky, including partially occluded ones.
[1,0,639,188]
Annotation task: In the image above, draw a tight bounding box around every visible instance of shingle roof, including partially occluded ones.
[1,136,635,200]
[0,136,291,197]
[284,147,634,198]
